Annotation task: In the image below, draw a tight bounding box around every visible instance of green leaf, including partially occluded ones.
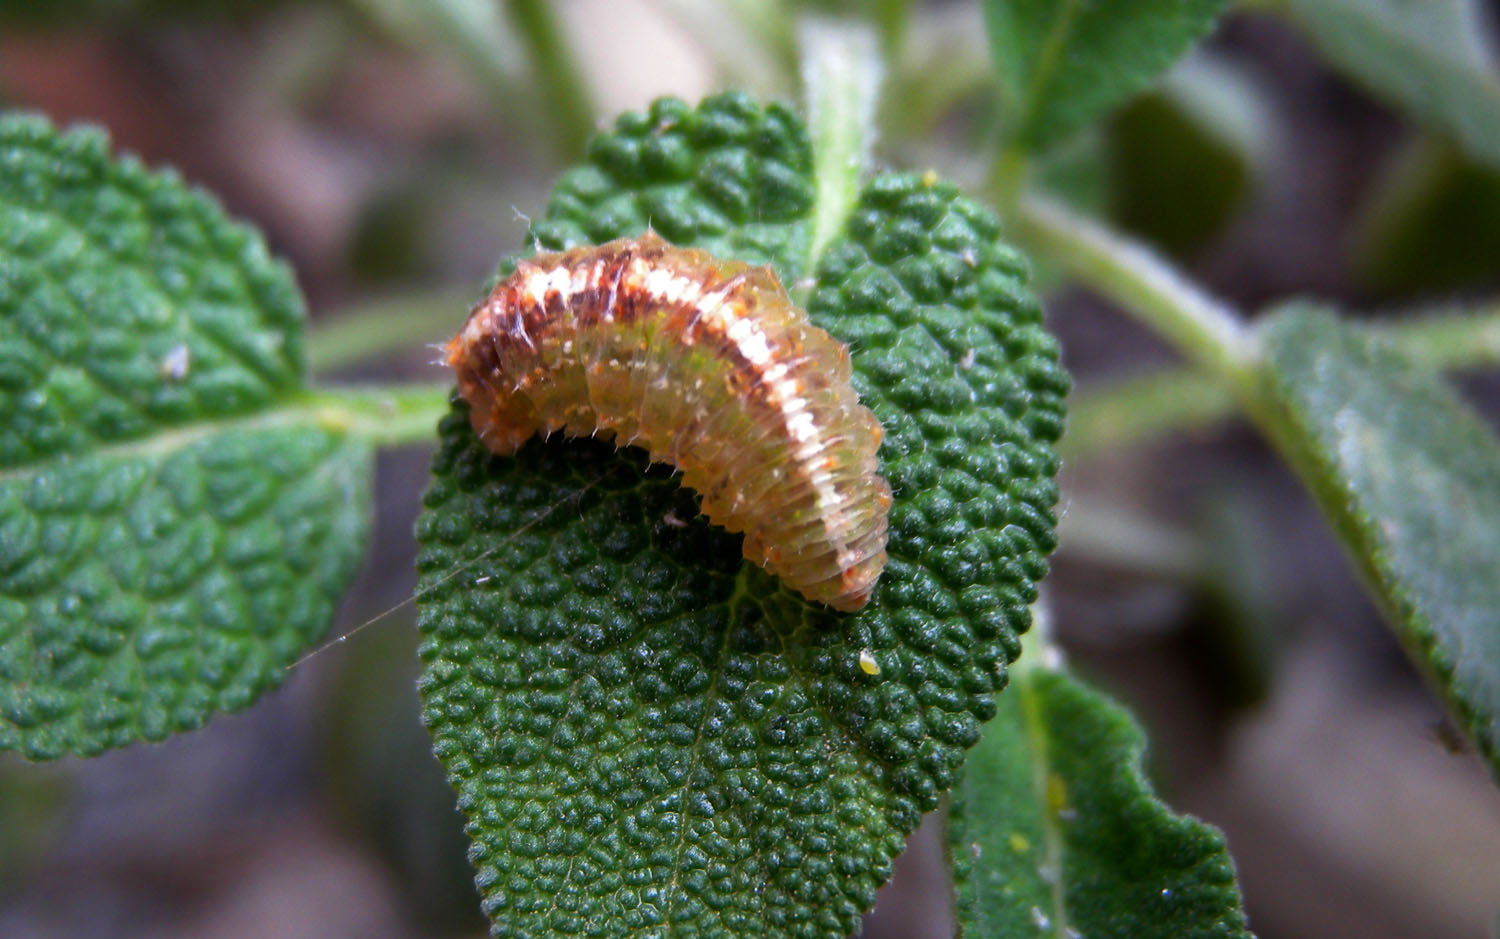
[1258,304,1500,773]
[949,659,1250,937]
[1108,54,1274,256]
[415,93,1068,938]
[1351,134,1500,296]
[1276,0,1500,169]
[0,114,371,759]
[984,0,1232,152]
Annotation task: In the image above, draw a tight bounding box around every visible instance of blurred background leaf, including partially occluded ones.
[1106,53,1274,257]
[1351,134,1500,297]
[983,0,1233,153]
[1256,304,1500,773]
[1271,0,1500,170]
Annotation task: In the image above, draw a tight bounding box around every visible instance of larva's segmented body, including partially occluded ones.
[446,232,891,611]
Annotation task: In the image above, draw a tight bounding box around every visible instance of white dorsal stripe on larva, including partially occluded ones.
[687,280,739,334]
[759,361,789,385]
[737,329,773,366]
[569,260,600,306]
[520,275,547,310]
[786,409,817,441]
[642,265,701,308]
[652,266,849,549]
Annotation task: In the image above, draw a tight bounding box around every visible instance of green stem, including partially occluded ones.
[1062,370,1236,462]
[1012,192,1255,383]
[300,383,452,448]
[800,17,883,272]
[989,144,1030,207]
[1382,305,1500,370]
[307,289,477,374]
[506,0,597,156]
[1064,305,1500,461]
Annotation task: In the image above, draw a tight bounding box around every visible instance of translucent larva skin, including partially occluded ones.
[446,233,891,611]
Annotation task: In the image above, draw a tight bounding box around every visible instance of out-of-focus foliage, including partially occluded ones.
[1276,0,1500,169]
[983,0,1233,152]
[1352,135,1500,296]
[0,0,297,25]
[1258,304,1500,775]
[1108,55,1273,256]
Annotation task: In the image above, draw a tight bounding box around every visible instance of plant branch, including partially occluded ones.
[1062,370,1236,462]
[1011,192,1255,383]
[505,0,597,156]
[301,383,452,448]
[1382,304,1500,370]
[871,0,912,60]
[1063,305,1500,461]
[308,289,477,374]
[800,17,883,272]
[1056,498,1202,580]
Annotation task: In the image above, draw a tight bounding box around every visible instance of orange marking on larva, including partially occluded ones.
[446,232,890,611]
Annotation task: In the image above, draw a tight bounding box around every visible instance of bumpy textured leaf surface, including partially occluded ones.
[1279,0,1500,169]
[984,0,1232,152]
[1260,304,1500,772]
[0,114,371,759]
[415,93,1068,938]
[949,661,1249,938]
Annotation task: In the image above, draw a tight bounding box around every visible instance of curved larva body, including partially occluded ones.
[446,233,891,611]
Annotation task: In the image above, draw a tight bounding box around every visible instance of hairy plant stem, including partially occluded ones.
[308,289,479,374]
[800,17,883,273]
[1011,192,1257,385]
[1062,370,1234,461]
[301,384,452,447]
[1063,306,1500,461]
[1016,187,1500,474]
